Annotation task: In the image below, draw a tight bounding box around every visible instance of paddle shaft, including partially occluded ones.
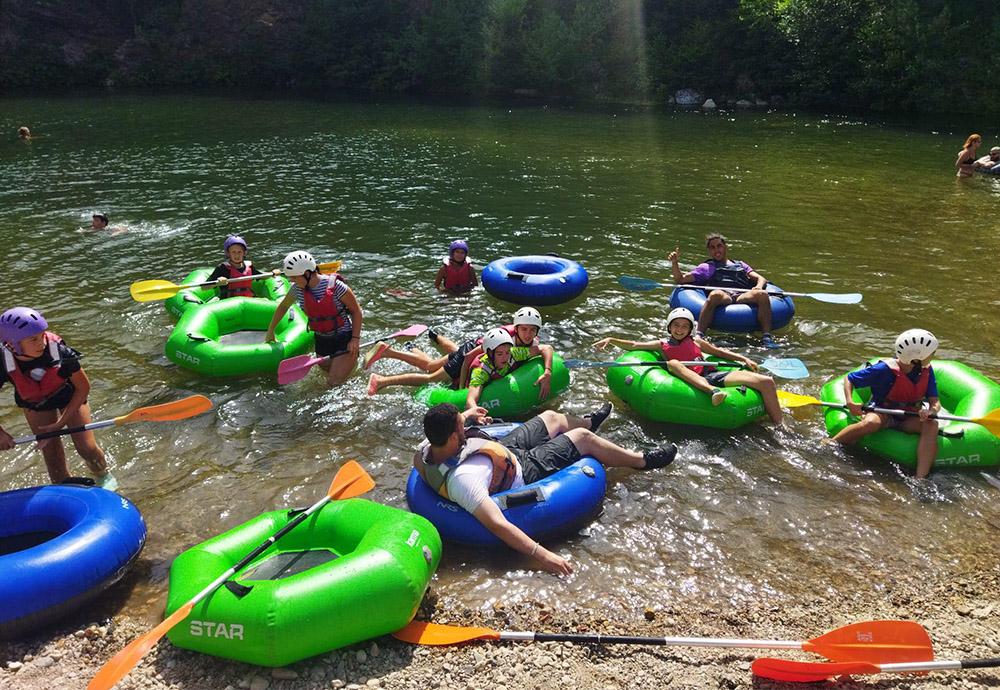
[13,419,116,444]
[570,360,749,370]
[185,494,333,608]
[499,631,803,648]
[817,399,975,424]
[192,261,342,289]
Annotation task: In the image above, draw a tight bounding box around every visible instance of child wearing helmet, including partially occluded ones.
[456,307,555,397]
[266,250,364,387]
[0,308,116,489]
[208,236,278,299]
[434,240,478,294]
[464,328,538,411]
[592,307,783,422]
[829,329,941,478]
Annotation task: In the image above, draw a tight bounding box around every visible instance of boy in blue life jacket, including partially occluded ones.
[829,329,941,478]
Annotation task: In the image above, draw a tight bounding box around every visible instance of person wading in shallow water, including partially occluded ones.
[413,402,677,575]
[669,233,779,348]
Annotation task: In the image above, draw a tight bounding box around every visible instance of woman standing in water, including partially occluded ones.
[956,134,981,177]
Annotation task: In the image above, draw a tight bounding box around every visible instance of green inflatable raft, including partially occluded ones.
[163,268,312,376]
[414,355,570,417]
[821,359,1000,469]
[606,350,768,428]
[165,499,441,667]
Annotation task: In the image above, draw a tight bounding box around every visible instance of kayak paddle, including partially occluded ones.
[87,461,375,690]
[276,325,428,385]
[776,390,1000,437]
[130,261,343,302]
[392,620,933,664]
[13,395,213,444]
[752,656,1000,683]
[618,276,863,304]
[565,358,809,379]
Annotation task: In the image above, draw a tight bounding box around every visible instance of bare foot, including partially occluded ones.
[711,388,727,406]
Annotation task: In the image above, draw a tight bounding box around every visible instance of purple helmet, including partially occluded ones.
[0,307,48,354]
[224,235,247,256]
[449,240,469,256]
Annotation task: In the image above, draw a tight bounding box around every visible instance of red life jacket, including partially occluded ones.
[225,261,254,298]
[883,359,931,409]
[442,258,474,291]
[3,332,71,405]
[303,275,349,334]
[413,436,517,500]
[659,337,712,375]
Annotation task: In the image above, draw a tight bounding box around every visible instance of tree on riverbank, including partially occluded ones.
[1,0,997,114]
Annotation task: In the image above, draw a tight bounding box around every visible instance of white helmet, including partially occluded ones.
[283,251,317,277]
[482,328,515,355]
[666,307,696,329]
[895,328,938,363]
[513,307,542,328]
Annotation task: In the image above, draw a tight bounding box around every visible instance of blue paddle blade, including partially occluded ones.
[761,357,809,379]
[809,292,863,304]
[618,276,663,291]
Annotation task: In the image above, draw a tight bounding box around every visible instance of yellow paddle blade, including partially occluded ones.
[129,280,181,302]
[327,460,376,500]
[777,390,823,408]
[392,620,501,645]
[972,408,1000,436]
[114,395,214,424]
[317,261,343,274]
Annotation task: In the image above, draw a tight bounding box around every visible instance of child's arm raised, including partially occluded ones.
[593,337,660,351]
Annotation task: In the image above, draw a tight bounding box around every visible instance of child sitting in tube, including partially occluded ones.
[592,307,783,423]
[210,236,280,299]
[828,329,941,478]
[434,240,478,294]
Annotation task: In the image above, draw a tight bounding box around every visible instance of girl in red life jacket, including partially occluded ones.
[266,251,364,388]
[829,329,941,478]
[210,236,280,299]
[434,240,478,294]
[0,308,115,489]
[592,307,783,423]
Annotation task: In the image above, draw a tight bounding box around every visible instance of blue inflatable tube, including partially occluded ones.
[481,255,588,306]
[0,485,146,638]
[669,284,795,333]
[405,423,607,547]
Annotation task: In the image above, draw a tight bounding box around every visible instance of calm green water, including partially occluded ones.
[2,94,999,621]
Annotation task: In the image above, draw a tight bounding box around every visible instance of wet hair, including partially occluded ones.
[18,126,31,139]
[705,233,727,247]
[424,403,460,446]
[964,134,982,148]
[93,213,109,223]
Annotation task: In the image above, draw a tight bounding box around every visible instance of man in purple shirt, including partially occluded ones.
[669,233,778,348]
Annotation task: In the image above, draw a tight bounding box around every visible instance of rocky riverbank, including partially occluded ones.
[3,548,999,690]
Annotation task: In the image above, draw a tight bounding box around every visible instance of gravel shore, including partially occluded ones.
[3,548,999,690]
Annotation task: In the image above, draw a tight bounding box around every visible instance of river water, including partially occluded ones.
[1,94,999,621]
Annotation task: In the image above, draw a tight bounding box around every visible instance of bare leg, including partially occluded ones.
[831,412,889,444]
[325,350,360,387]
[667,361,715,394]
[65,402,107,476]
[380,348,445,372]
[722,371,782,422]
[697,290,733,335]
[563,428,645,469]
[23,408,70,483]
[898,417,939,478]
[737,290,772,334]
[369,367,451,394]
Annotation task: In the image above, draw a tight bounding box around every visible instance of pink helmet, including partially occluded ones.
[0,307,48,354]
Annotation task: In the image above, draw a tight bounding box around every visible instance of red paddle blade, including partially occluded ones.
[88,602,195,690]
[804,620,933,664]
[752,658,879,683]
[277,355,324,385]
[391,620,501,645]
[327,461,375,500]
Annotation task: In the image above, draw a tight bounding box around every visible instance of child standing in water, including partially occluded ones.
[434,240,478,294]
[592,307,782,423]
[209,236,277,299]
[829,329,941,478]
[0,308,116,489]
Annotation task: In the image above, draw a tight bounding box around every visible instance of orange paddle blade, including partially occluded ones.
[328,460,375,500]
[115,395,214,424]
[88,602,194,690]
[803,620,933,664]
[317,261,343,274]
[776,390,823,408]
[392,620,501,645]
[752,658,879,682]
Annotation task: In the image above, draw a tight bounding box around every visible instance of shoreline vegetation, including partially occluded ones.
[2,0,999,115]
